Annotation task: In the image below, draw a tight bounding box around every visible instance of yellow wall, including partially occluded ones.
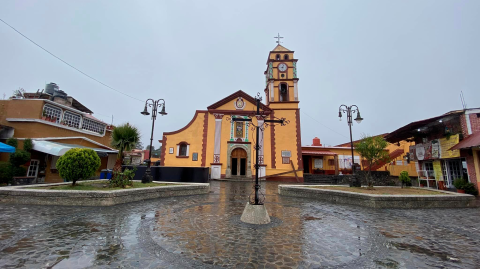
[162,111,206,167]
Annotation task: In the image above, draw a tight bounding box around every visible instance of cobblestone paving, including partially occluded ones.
[0,181,479,268]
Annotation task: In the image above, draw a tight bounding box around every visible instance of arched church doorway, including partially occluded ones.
[231,148,247,176]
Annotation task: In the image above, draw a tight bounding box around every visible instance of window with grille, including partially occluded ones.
[63,111,81,128]
[27,160,39,177]
[328,159,335,166]
[179,143,188,156]
[81,118,106,134]
[43,105,62,123]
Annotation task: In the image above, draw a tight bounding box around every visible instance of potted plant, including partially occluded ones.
[453,178,466,193]
[463,182,479,196]
[42,111,47,120]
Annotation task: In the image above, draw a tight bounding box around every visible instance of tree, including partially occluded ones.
[24,138,33,152]
[135,140,144,150]
[56,148,101,186]
[146,145,155,151]
[9,150,31,177]
[355,135,390,188]
[111,123,141,171]
[6,138,18,149]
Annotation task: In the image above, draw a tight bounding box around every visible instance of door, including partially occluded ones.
[231,148,247,176]
[240,158,246,176]
[232,158,238,175]
[303,156,310,173]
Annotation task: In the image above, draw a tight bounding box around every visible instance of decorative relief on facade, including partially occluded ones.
[293,62,297,78]
[268,62,273,79]
[213,154,220,163]
[234,97,246,110]
[213,113,224,119]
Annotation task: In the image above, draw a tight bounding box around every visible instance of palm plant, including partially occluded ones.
[110,123,141,170]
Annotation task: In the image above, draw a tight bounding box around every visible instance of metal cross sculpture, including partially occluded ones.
[227,93,289,205]
[274,33,284,45]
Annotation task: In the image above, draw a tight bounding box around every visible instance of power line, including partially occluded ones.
[0,18,144,103]
[301,110,349,139]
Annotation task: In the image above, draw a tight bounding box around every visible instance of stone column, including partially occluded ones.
[211,114,223,179]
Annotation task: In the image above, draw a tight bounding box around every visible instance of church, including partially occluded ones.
[160,43,304,182]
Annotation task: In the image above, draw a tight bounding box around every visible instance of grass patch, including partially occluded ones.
[309,186,449,195]
[31,181,177,191]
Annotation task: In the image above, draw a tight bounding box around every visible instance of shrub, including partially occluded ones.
[56,148,101,186]
[463,183,478,196]
[110,168,136,188]
[9,150,31,167]
[0,162,12,184]
[6,138,18,149]
[399,170,411,188]
[23,138,33,152]
[453,178,466,190]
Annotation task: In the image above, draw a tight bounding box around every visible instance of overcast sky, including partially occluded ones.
[1,0,479,148]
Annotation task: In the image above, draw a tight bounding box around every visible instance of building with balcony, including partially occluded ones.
[0,84,118,183]
[385,108,480,190]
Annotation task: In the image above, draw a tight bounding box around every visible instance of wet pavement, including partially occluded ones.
[0,181,479,268]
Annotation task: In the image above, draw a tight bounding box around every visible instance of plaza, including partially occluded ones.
[0,181,479,269]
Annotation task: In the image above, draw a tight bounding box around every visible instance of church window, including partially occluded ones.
[275,54,280,60]
[235,122,244,138]
[284,54,289,60]
[279,83,288,101]
[177,142,189,157]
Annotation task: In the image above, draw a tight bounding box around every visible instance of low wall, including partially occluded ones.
[278,185,476,209]
[122,166,209,183]
[0,180,210,206]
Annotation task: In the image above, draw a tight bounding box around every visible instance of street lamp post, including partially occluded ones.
[338,105,363,178]
[140,99,167,183]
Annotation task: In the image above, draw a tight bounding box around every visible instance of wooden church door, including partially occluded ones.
[231,148,247,176]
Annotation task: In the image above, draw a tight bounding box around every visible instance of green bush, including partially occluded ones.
[6,138,18,149]
[23,138,33,152]
[56,148,101,186]
[453,178,466,190]
[11,166,26,177]
[463,183,478,196]
[399,170,411,188]
[9,150,31,167]
[0,162,12,184]
[109,168,136,188]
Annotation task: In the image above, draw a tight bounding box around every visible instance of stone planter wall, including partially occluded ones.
[0,180,209,206]
[278,185,476,209]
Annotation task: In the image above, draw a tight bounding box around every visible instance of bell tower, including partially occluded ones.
[264,39,299,107]
[263,35,303,177]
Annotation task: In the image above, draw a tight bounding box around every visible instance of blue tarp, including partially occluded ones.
[0,142,16,153]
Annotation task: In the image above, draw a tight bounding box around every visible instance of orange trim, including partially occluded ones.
[163,110,207,135]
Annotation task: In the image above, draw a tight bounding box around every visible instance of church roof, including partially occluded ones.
[207,90,271,111]
[271,44,292,52]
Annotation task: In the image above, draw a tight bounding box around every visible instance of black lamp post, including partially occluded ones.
[338,105,363,175]
[140,99,167,183]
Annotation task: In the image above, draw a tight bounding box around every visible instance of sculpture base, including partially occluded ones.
[240,202,271,225]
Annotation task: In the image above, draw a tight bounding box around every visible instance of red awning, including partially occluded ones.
[450,132,480,150]
[302,150,338,156]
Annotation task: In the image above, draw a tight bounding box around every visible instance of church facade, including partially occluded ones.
[160,44,303,182]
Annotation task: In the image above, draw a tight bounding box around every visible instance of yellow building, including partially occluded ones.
[160,44,303,182]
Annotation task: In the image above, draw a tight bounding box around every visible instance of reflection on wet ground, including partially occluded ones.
[0,181,479,268]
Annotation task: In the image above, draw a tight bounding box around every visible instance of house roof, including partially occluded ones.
[335,133,389,147]
[384,110,467,143]
[207,90,271,111]
[23,93,93,113]
[302,150,337,156]
[450,132,480,150]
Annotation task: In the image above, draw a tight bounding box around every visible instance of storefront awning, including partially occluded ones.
[32,140,118,156]
[450,132,480,150]
[0,142,15,153]
[302,150,338,156]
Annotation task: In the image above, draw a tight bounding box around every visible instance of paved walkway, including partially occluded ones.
[0,181,479,268]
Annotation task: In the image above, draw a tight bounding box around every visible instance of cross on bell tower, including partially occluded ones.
[274,33,284,44]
